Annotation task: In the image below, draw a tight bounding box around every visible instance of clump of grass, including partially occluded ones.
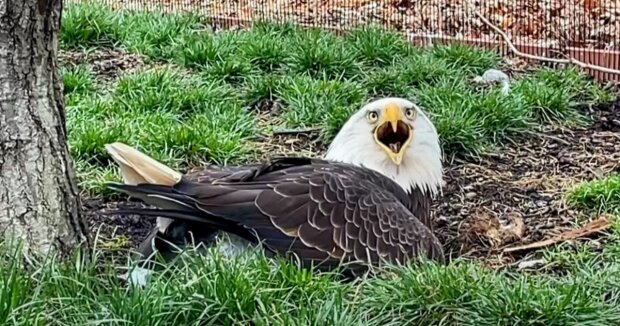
[275,75,367,128]
[242,74,283,106]
[567,174,620,213]
[471,89,531,142]
[202,57,260,85]
[345,25,417,67]
[120,11,204,60]
[237,30,290,73]
[514,67,612,124]
[431,43,501,74]
[359,55,462,98]
[174,31,241,69]
[413,79,489,156]
[283,28,361,79]
[412,76,532,158]
[363,260,620,325]
[250,20,300,38]
[61,65,96,106]
[404,54,468,85]
[60,2,123,48]
[360,66,413,98]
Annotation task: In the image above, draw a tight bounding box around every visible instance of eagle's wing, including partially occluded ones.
[110,158,444,271]
[185,164,264,183]
[249,165,445,269]
[134,163,265,260]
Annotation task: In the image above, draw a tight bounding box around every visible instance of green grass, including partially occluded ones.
[512,68,614,123]
[567,174,620,214]
[2,240,620,325]
[60,2,124,48]
[67,68,255,169]
[61,64,97,106]
[59,2,614,197]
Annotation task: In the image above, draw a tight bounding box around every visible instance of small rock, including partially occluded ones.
[518,258,546,270]
[465,192,477,199]
[284,139,299,144]
[535,200,547,207]
[119,267,153,287]
[437,215,450,225]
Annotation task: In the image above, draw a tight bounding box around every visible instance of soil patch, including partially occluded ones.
[60,48,147,84]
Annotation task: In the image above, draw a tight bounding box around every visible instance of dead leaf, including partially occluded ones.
[585,0,599,12]
[464,209,526,249]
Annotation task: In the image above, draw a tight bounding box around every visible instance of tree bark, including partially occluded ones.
[0,0,89,255]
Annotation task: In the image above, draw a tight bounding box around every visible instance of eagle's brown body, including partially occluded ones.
[107,147,444,274]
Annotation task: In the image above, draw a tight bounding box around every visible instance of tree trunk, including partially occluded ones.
[0,0,88,255]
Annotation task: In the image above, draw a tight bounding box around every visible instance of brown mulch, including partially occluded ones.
[71,0,620,49]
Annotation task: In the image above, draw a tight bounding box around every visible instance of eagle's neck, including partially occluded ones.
[407,186,434,230]
[324,144,443,197]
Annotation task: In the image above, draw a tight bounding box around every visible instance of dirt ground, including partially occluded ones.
[67,48,620,268]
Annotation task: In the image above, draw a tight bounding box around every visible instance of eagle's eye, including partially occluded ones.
[405,108,416,119]
[367,111,379,123]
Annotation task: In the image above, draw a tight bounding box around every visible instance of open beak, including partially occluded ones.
[373,103,413,165]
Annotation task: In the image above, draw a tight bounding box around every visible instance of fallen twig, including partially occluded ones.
[472,10,620,75]
[273,127,322,136]
[503,216,614,253]
[522,130,571,146]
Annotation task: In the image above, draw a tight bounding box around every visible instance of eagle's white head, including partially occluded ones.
[324,97,443,196]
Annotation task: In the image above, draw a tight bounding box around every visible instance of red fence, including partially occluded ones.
[67,0,620,81]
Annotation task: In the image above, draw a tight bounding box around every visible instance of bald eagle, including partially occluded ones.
[105,97,445,274]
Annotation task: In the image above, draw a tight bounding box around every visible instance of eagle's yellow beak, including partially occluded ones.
[373,103,414,165]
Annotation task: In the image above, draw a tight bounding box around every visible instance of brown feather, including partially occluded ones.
[106,153,446,274]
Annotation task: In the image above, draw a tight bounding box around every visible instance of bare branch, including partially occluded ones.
[272,127,322,136]
[503,216,613,253]
[472,10,620,75]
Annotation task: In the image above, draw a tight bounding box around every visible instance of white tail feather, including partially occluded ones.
[105,142,182,233]
[105,142,182,186]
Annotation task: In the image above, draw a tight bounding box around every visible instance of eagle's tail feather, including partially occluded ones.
[105,142,182,186]
[104,182,241,233]
[100,206,210,225]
